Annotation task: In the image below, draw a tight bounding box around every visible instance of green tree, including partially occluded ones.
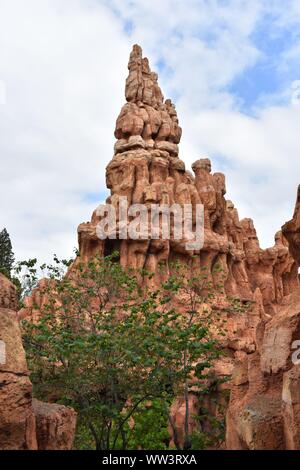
[20,254,239,450]
[0,228,15,278]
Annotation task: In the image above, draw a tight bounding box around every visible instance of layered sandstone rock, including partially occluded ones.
[282,365,300,450]
[0,300,37,450]
[77,46,300,450]
[78,45,298,319]
[20,45,300,450]
[226,292,300,450]
[0,275,76,450]
[33,399,77,450]
[114,44,181,157]
[18,278,58,320]
[283,185,300,264]
[226,188,300,450]
[75,46,300,451]
[0,273,18,310]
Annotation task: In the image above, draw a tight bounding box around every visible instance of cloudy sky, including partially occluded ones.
[1,0,300,263]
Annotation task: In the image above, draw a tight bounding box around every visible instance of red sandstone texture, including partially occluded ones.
[226,191,300,450]
[0,274,76,450]
[78,44,298,315]
[78,46,300,450]
[18,45,300,450]
[33,399,77,450]
[283,185,300,265]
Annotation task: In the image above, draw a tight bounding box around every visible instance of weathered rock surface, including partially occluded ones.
[79,46,300,450]
[0,273,18,310]
[226,296,300,450]
[226,187,300,450]
[0,275,76,450]
[0,302,37,450]
[114,44,181,157]
[282,365,300,450]
[283,185,300,264]
[20,45,300,450]
[78,45,298,321]
[33,399,77,450]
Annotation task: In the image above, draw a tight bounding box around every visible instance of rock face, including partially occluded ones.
[33,399,77,450]
[226,188,300,450]
[0,301,37,450]
[0,275,36,450]
[226,292,300,450]
[283,185,300,265]
[169,395,199,448]
[114,44,181,157]
[76,45,300,450]
[0,275,77,450]
[78,45,298,317]
[0,273,18,310]
[20,45,300,450]
[282,365,300,449]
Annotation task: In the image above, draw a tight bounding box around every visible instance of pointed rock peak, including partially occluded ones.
[125,44,164,108]
[114,45,182,156]
[192,158,212,174]
[128,44,143,67]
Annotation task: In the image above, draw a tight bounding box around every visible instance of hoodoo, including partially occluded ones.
[78,45,298,311]
[77,46,300,450]
[13,45,300,450]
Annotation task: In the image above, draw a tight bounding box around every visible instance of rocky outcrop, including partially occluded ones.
[0,273,18,310]
[226,292,300,450]
[78,45,298,318]
[114,44,181,157]
[77,46,300,450]
[0,303,37,450]
[226,188,300,450]
[33,399,77,450]
[0,275,76,450]
[283,185,300,265]
[19,45,300,450]
[282,365,300,450]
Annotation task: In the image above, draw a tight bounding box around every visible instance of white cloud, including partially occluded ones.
[108,0,263,109]
[180,102,300,247]
[0,0,130,262]
[1,0,300,265]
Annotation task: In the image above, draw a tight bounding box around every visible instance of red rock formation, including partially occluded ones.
[33,399,77,450]
[0,272,18,310]
[115,44,181,157]
[20,45,300,450]
[77,46,300,450]
[0,279,37,449]
[78,45,298,317]
[169,395,199,448]
[0,274,77,450]
[283,185,300,264]
[226,188,300,450]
